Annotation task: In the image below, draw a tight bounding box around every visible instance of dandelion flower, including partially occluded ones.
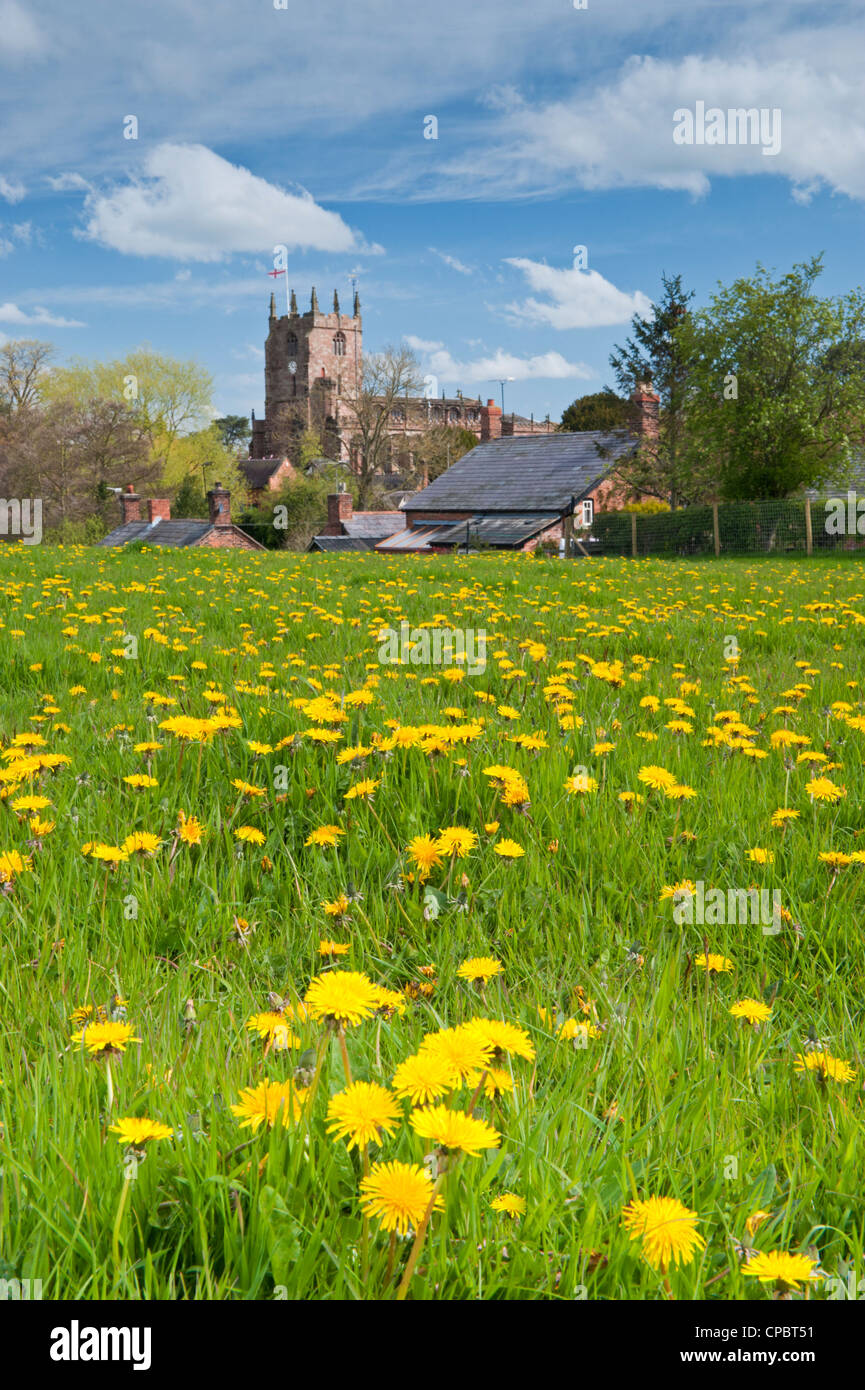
[695,953,734,974]
[392,1051,457,1105]
[70,1021,140,1055]
[744,1250,820,1288]
[305,824,345,848]
[621,1195,705,1272]
[326,1081,401,1149]
[108,1117,173,1145]
[491,1193,526,1218]
[410,1104,500,1156]
[493,838,525,859]
[729,999,772,1025]
[359,1161,443,1235]
[304,970,381,1027]
[794,1050,855,1083]
[230,1079,308,1131]
[457,956,503,984]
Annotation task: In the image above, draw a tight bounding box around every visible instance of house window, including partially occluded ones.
[391,406,405,424]
[333,332,346,356]
[448,408,459,423]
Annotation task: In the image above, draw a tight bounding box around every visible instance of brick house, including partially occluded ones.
[98,484,265,550]
[376,387,659,553]
[238,456,295,504]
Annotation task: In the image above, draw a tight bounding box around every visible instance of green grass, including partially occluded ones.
[0,544,863,1301]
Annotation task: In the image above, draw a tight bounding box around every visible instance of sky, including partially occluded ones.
[1,0,864,426]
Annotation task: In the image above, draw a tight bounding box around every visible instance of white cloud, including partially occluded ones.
[0,0,44,61]
[504,259,652,329]
[429,247,473,275]
[432,50,865,203]
[80,143,358,262]
[47,172,92,192]
[0,238,13,258]
[0,302,85,327]
[422,344,594,384]
[0,175,26,204]
[404,334,444,353]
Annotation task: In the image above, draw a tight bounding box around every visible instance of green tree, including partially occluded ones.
[214,414,251,452]
[172,474,208,519]
[559,389,630,433]
[682,256,865,499]
[608,272,703,507]
[237,476,332,549]
[46,346,214,472]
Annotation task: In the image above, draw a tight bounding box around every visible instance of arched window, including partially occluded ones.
[285,333,298,357]
[333,332,346,357]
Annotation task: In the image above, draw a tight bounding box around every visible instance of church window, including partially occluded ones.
[333,332,346,356]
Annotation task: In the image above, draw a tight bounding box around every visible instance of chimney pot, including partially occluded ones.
[120,487,141,524]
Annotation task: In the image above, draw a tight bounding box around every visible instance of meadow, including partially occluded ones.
[0,544,863,1302]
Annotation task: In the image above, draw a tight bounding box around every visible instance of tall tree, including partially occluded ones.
[45,346,214,471]
[682,256,865,498]
[214,414,251,452]
[0,339,53,412]
[608,273,702,508]
[342,345,422,507]
[0,398,157,531]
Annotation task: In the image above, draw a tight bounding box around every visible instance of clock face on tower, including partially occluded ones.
[288,361,297,374]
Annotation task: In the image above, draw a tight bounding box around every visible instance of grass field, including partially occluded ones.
[0,545,863,1302]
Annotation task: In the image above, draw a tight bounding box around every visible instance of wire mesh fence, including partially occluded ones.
[580,496,865,559]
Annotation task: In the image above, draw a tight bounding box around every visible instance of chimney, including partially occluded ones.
[632,381,660,441]
[120,485,141,524]
[144,498,171,523]
[207,482,232,527]
[325,486,353,535]
[480,398,502,441]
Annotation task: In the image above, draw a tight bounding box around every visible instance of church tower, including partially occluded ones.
[251,287,362,458]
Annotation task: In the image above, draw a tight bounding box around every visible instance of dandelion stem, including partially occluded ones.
[395,1171,445,1302]
[111,1175,132,1269]
[337,1028,353,1086]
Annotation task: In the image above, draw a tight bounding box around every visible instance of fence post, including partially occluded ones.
[631,512,637,559]
[804,497,813,556]
[712,501,720,558]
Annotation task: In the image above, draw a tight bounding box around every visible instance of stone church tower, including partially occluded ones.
[250,287,361,460]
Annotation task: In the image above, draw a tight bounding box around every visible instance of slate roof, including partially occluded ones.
[309,535,378,552]
[240,458,290,489]
[404,431,634,514]
[98,519,215,548]
[343,511,406,540]
[375,513,558,551]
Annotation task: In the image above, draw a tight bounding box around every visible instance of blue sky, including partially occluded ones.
[1,0,864,425]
